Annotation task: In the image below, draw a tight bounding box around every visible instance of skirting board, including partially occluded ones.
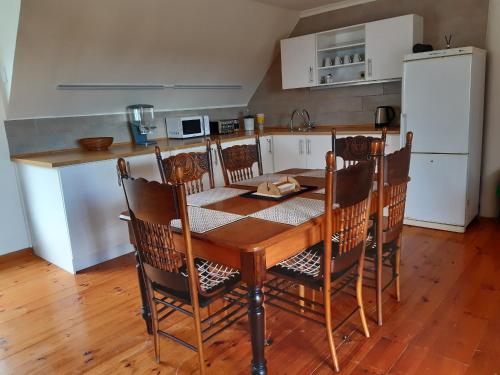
[403,218,466,233]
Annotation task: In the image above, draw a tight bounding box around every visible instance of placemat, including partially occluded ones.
[171,206,245,233]
[187,187,249,207]
[296,169,325,178]
[237,173,293,187]
[249,197,325,226]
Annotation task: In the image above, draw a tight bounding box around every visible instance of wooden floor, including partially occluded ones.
[1,219,500,374]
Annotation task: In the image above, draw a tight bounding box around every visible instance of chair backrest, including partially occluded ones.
[378,132,413,244]
[216,134,263,186]
[332,128,387,169]
[322,141,379,281]
[155,139,214,194]
[118,158,200,298]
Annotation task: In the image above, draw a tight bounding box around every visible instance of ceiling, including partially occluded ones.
[252,0,348,11]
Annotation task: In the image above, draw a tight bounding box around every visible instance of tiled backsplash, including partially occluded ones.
[248,55,401,128]
[5,107,246,155]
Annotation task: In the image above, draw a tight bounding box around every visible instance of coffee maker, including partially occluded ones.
[127,104,157,146]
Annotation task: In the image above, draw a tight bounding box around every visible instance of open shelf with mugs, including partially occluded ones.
[316,24,366,86]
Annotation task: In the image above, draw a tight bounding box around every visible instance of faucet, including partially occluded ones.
[289,109,314,131]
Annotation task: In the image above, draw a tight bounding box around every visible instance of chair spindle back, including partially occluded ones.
[216,135,263,186]
[155,140,214,194]
[332,128,387,169]
[323,141,379,280]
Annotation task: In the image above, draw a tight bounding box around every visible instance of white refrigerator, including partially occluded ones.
[401,47,486,233]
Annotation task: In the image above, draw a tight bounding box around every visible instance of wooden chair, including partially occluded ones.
[367,132,413,326]
[117,159,246,374]
[216,134,263,186]
[332,128,387,169]
[155,139,214,194]
[265,142,381,372]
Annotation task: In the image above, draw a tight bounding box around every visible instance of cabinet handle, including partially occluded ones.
[367,58,373,77]
[306,139,311,155]
[299,139,304,155]
[267,138,272,153]
[308,66,314,83]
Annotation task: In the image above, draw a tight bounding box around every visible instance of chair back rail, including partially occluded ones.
[380,132,413,244]
[332,128,387,169]
[155,139,214,194]
[216,134,263,186]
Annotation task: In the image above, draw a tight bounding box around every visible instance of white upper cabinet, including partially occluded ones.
[281,14,423,89]
[365,15,423,81]
[281,34,317,89]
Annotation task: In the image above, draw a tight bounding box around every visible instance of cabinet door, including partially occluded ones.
[365,15,422,81]
[281,34,317,89]
[273,135,306,171]
[305,135,332,169]
[260,136,275,174]
[385,134,402,154]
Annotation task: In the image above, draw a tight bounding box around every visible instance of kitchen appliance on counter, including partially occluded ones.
[374,106,396,128]
[165,115,210,139]
[401,47,486,233]
[209,119,240,134]
[127,104,157,146]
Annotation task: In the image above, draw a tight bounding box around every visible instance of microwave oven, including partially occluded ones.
[165,115,210,139]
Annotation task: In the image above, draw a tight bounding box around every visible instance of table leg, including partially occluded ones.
[135,251,153,334]
[241,251,267,375]
[248,285,267,375]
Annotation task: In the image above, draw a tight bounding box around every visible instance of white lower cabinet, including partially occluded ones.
[273,135,332,171]
[260,136,275,174]
[273,135,307,171]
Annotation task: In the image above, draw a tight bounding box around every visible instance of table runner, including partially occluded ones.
[296,169,325,178]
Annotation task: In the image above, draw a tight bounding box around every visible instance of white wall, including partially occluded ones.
[0,0,21,107]
[480,0,500,217]
[0,0,30,254]
[8,0,298,119]
[0,81,30,255]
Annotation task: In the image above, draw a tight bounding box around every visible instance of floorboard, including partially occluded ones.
[1,219,499,374]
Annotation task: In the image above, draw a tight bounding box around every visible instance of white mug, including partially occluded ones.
[334,56,343,65]
[344,55,353,64]
[353,53,363,62]
[324,57,333,67]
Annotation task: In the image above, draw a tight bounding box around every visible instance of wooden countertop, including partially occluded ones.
[11,125,399,168]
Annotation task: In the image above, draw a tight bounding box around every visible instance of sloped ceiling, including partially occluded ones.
[8,0,298,119]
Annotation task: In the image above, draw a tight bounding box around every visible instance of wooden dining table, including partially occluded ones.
[121,168,389,375]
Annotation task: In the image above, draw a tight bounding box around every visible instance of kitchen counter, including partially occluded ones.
[11,125,399,168]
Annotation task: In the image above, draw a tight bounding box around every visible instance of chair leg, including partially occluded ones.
[146,283,161,363]
[299,285,305,312]
[324,290,340,372]
[356,260,370,338]
[395,237,402,302]
[192,304,206,375]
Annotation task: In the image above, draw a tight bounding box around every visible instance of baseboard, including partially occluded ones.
[403,219,466,233]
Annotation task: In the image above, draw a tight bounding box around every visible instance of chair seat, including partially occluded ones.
[155,258,240,307]
[269,237,358,287]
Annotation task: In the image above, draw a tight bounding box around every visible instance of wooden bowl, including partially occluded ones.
[78,137,114,151]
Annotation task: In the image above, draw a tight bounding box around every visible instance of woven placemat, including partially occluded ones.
[249,197,325,226]
[171,206,245,233]
[296,169,325,178]
[187,187,249,207]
